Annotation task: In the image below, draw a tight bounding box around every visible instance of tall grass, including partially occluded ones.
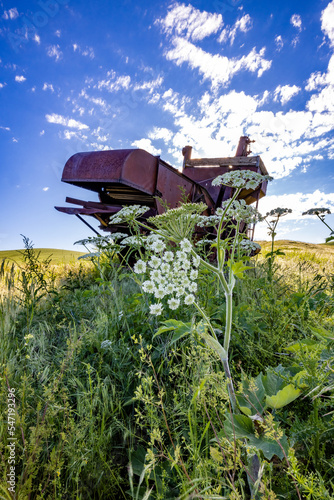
[0,240,333,499]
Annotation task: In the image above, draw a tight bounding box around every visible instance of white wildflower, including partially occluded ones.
[154,288,166,299]
[266,207,292,218]
[149,303,163,316]
[101,340,112,349]
[212,170,272,190]
[180,238,192,253]
[150,269,162,282]
[163,251,174,262]
[184,294,195,305]
[165,283,175,294]
[192,254,201,268]
[187,282,197,293]
[133,260,147,274]
[302,207,330,216]
[175,286,186,297]
[240,240,261,251]
[160,262,170,274]
[142,281,155,293]
[190,269,198,280]
[168,298,180,310]
[148,256,161,269]
[150,239,166,253]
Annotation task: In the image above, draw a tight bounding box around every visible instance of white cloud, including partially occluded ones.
[34,34,40,44]
[155,3,223,41]
[3,8,19,20]
[45,113,89,130]
[97,72,131,92]
[47,45,63,61]
[43,187,49,191]
[0,82,6,88]
[131,138,161,155]
[40,130,45,136]
[255,190,334,240]
[165,37,271,89]
[218,14,253,45]
[150,81,334,179]
[275,35,284,51]
[15,75,26,82]
[82,47,95,59]
[89,143,110,151]
[321,0,334,47]
[273,84,301,105]
[133,75,164,93]
[148,127,174,142]
[0,125,10,131]
[92,127,108,142]
[55,30,61,37]
[290,14,302,31]
[42,83,54,92]
[73,43,95,59]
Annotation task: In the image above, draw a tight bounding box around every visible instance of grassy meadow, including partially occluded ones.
[0,249,85,265]
[1,238,334,499]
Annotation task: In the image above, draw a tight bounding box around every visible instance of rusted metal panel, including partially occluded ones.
[155,159,200,214]
[62,149,159,195]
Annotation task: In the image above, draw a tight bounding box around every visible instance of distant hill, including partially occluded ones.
[256,240,334,267]
[0,248,85,265]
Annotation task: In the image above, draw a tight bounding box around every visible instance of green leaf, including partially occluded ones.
[236,372,266,416]
[228,260,253,279]
[266,384,301,409]
[201,333,228,361]
[224,414,288,460]
[285,339,318,353]
[224,413,254,438]
[262,365,286,396]
[154,319,191,338]
[325,235,334,243]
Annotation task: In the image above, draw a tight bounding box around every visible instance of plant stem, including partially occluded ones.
[221,357,237,412]
[224,291,233,353]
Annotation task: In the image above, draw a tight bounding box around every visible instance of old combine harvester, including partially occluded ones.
[55,136,269,239]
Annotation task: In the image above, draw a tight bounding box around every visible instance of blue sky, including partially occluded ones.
[1,0,334,250]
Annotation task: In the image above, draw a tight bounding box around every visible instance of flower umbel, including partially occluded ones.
[212,170,272,190]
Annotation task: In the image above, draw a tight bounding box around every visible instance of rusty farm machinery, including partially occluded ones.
[55,136,269,240]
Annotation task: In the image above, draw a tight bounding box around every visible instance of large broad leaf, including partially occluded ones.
[201,332,228,361]
[224,414,288,460]
[154,319,192,344]
[262,365,287,396]
[236,372,266,417]
[285,339,318,353]
[266,384,301,409]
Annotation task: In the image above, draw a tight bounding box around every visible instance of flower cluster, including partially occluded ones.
[266,208,292,218]
[196,199,262,227]
[240,239,261,253]
[220,199,263,224]
[133,237,200,315]
[101,340,112,350]
[212,170,272,190]
[148,202,207,242]
[302,208,331,216]
[109,205,150,224]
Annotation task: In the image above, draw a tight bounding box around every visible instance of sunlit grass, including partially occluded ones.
[256,239,334,273]
[0,248,85,265]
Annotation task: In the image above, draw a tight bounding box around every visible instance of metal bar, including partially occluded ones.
[75,214,101,236]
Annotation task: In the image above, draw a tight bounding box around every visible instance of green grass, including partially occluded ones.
[1,238,334,498]
[0,248,85,265]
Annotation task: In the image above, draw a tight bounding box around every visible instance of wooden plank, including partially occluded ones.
[65,197,120,211]
[185,156,260,167]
